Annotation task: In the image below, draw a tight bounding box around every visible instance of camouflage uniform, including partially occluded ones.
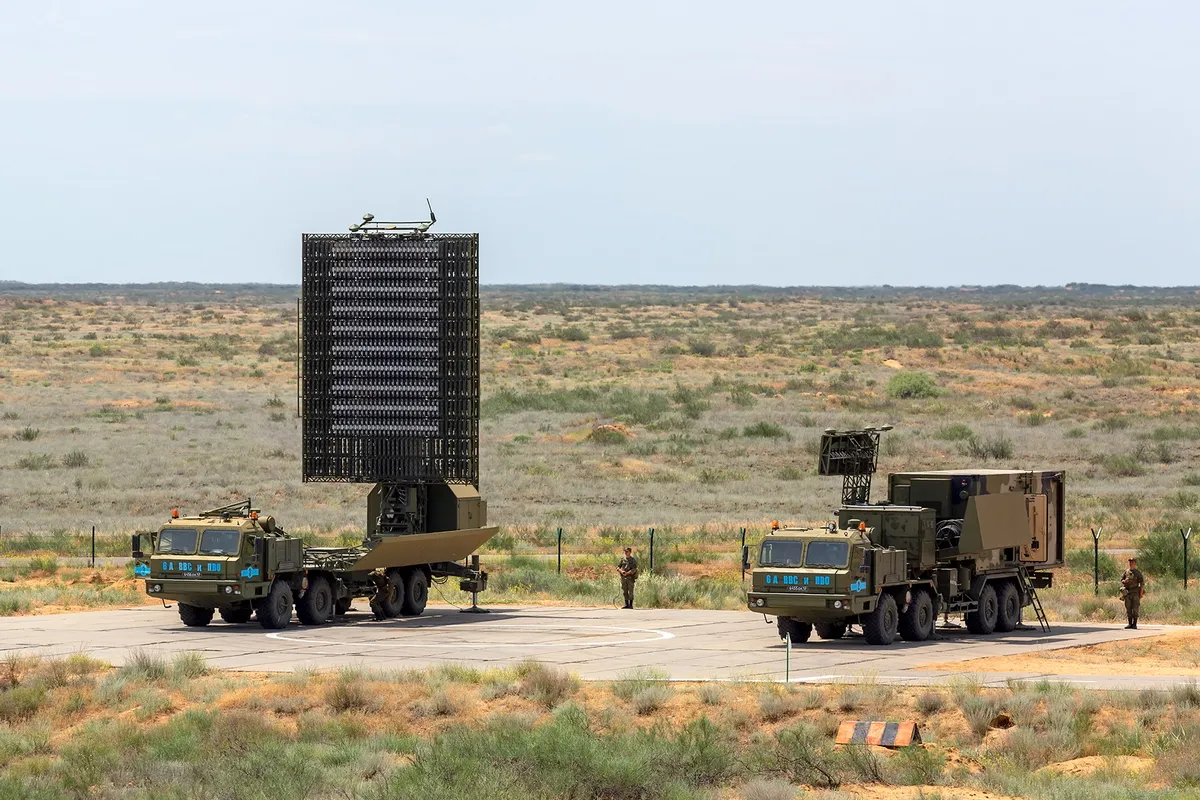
[618,553,638,609]
[1120,565,1145,629]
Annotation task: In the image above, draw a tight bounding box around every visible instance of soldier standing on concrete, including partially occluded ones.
[617,547,639,609]
[1120,557,1145,629]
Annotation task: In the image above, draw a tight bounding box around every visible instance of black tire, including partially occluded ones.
[335,596,352,616]
[401,569,429,616]
[995,580,1021,633]
[218,604,253,624]
[966,583,999,635]
[898,588,935,642]
[862,593,899,645]
[255,580,293,630]
[814,622,848,640]
[372,570,404,619]
[776,617,812,644]
[178,603,213,627]
[296,575,334,626]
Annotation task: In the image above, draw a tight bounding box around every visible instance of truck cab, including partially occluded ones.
[134,503,297,626]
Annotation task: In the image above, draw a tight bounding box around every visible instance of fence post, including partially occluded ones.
[648,528,655,574]
[91,526,96,568]
[785,631,791,683]
[557,528,563,575]
[740,527,747,581]
[1091,527,1103,597]
[1184,528,1193,589]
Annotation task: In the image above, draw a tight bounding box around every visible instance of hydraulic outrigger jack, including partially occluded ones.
[460,554,489,614]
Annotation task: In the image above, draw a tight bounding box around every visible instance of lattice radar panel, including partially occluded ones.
[300,233,480,484]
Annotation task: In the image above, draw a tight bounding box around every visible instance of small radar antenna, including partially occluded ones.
[348,199,437,236]
[816,426,893,505]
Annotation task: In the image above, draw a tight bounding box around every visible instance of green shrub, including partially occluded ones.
[62,450,89,468]
[886,372,941,399]
[688,339,716,357]
[1010,396,1036,410]
[743,421,789,439]
[960,433,1014,460]
[558,326,590,342]
[1095,416,1131,432]
[915,691,945,714]
[516,660,578,709]
[1098,454,1146,477]
[13,427,39,442]
[777,465,804,481]
[1064,427,1086,439]
[934,423,974,441]
[1185,473,1200,487]
[1066,548,1121,581]
[1137,528,1197,579]
[0,686,46,722]
[16,454,55,470]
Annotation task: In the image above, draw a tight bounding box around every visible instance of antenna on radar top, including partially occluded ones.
[348,199,437,235]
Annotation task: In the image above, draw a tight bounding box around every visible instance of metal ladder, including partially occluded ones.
[1019,567,1051,633]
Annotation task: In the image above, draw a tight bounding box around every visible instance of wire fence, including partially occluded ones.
[0,524,756,576]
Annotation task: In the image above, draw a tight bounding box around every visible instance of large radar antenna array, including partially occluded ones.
[817,425,893,505]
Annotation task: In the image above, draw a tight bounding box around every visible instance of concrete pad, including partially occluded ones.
[0,603,1187,687]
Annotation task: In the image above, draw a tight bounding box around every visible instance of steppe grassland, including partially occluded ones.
[0,286,1197,551]
[4,652,1200,798]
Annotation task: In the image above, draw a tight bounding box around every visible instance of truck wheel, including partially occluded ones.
[898,589,935,642]
[297,575,334,625]
[863,593,899,645]
[401,570,429,616]
[178,603,214,627]
[777,617,812,643]
[995,580,1021,632]
[371,570,404,619]
[814,622,848,640]
[255,580,293,630]
[966,583,999,635]
[219,603,253,624]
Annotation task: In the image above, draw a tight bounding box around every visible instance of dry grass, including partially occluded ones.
[2,654,1200,796]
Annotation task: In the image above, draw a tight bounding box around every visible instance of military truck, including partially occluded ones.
[136,210,499,629]
[745,428,1062,645]
[134,496,495,629]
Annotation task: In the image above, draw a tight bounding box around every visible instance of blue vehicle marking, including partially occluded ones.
[134,563,150,577]
[850,579,868,593]
[240,566,260,579]
[207,563,221,572]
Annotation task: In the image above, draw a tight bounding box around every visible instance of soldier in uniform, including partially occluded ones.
[617,547,639,609]
[1120,557,1145,629]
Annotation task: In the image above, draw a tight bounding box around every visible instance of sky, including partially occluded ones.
[0,2,1197,287]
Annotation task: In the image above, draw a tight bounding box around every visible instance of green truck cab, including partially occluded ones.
[746,429,1062,645]
[134,498,495,629]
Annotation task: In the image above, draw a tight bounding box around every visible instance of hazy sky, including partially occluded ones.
[1,2,1197,286]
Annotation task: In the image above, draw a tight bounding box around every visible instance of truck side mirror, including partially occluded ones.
[131,533,143,560]
[741,545,751,572]
[254,536,266,566]
[860,549,874,573]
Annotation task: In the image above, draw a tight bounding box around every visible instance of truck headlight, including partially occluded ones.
[152,584,161,593]
[833,600,843,609]
[224,586,233,594]
[755,598,766,607]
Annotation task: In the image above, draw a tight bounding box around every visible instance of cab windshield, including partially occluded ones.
[199,529,241,556]
[759,540,804,568]
[805,540,850,568]
[156,528,198,555]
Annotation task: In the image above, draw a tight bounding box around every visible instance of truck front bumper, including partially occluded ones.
[145,579,257,605]
[747,590,873,620]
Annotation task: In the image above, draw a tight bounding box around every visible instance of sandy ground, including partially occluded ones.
[922,628,1200,676]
